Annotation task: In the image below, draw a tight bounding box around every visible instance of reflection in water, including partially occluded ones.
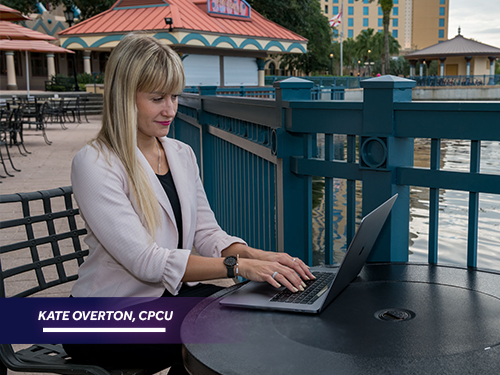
[313,137,500,271]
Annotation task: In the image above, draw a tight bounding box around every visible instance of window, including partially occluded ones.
[363,18,369,27]
[348,0,353,3]
[363,7,369,15]
[224,56,258,86]
[348,29,354,38]
[333,0,339,3]
[378,7,382,16]
[363,0,369,3]
[440,0,445,4]
[325,5,328,13]
[333,29,339,38]
[348,6,353,15]
[393,7,398,16]
[394,0,399,3]
[393,18,398,27]
[439,7,445,16]
[439,29,444,38]
[348,18,354,27]
[333,6,339,14]
[31,52,47,77]
[378,18,382,27]
[392,30,398,38]
[439,18,445,27]
[183,54,221,86]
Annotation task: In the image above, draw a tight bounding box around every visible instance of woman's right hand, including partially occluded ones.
[237,258,307,293]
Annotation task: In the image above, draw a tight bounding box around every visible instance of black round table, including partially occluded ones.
[181,263,500,375]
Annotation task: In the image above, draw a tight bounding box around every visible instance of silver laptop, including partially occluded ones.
[219,194,398,314]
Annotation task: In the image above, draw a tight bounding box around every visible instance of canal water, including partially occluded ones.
[312,137,500,272]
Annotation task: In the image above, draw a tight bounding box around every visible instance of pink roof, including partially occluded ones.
[59,0,306,42]
[0,21,56,40]
[0,39,74,53]
[0,4,31,21]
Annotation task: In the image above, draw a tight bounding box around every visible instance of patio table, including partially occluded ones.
[181,263,500,375]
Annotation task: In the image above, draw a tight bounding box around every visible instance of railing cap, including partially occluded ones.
[360,75,416,89]
[273,77,314,89]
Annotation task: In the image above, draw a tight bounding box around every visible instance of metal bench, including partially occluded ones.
[0,187,150,375]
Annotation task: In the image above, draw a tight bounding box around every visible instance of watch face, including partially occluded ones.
[224,256,237,267]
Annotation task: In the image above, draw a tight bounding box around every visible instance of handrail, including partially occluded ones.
[175,76,500,270]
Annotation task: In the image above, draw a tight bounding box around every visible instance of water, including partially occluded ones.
[312,137,500,271]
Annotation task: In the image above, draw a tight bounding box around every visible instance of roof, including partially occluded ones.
[0,21,56,40]
[0,39,74,53]
[0,4,31,21]
[58,0,306,43]
[405,34,500,60]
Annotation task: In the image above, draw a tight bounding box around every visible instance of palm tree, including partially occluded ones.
[356,0,394,74]
[355,28,375,62]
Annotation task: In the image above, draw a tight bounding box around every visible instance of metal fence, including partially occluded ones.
[265,75,500,88]
[175,76,500,269]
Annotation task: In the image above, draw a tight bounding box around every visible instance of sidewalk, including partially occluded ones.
[0,116,101,195]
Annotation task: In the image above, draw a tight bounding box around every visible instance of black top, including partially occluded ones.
[156,170,183,249]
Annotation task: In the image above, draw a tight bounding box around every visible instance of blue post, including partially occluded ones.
[273,77,315,263]
[360,75,416,262]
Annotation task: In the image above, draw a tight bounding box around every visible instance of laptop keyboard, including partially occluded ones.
[269,271,336,305]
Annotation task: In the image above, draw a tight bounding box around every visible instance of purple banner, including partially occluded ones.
[0,297,224,344]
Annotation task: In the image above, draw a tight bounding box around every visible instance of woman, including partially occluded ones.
[65,33,313,373]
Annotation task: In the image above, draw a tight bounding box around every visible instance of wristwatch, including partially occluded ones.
[223,256,238,278]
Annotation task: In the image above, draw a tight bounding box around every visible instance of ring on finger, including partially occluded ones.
[292,258,296,262]
[272,271,279,279]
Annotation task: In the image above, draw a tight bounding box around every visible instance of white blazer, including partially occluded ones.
[70,136,244,297]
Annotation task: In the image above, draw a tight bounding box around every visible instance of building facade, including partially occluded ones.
[320,0,449,52]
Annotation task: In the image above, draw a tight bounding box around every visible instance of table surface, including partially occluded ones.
[181,263,500,375]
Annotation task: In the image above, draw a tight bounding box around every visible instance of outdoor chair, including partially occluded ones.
[0,187,153,375]
[4,106,30,156]
[18,102,52,145]
[0,109,21,178]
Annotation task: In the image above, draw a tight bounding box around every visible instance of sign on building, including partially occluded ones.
[207,0,251,19]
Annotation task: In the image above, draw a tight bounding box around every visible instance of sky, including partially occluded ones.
[448,0,500,47]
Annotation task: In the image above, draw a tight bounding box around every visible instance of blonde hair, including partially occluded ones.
[94,33,185,236]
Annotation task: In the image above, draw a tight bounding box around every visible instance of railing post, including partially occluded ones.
[273,77,315,263]
[359,75,416,262]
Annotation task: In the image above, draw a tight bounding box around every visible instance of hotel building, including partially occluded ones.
[320,0,450,52]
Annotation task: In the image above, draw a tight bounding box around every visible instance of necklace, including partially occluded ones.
[156,140,161,173]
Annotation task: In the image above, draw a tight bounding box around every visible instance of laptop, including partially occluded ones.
[219,194,398,314]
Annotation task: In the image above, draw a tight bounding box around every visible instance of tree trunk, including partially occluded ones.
[383,11,390,74]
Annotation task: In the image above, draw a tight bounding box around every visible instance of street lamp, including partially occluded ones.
[368,49,372,76]
[329,53,333,76]
[64,7,80,91]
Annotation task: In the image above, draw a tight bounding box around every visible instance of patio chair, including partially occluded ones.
[0,109,21,177]
[0,187,154,375]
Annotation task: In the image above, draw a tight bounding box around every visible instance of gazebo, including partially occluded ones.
[58,0,308,87]
[405,32,500,82]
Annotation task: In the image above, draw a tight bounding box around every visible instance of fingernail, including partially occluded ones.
[292,287,299,293]
[304,276,310,280]
[298,285,304,292]
[312,275,317,279]
[301,282,307,288]
[276,282,281,287]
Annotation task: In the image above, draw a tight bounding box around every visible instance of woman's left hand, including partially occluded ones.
[257,251,315,281]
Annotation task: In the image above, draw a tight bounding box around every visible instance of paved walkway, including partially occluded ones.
[0,116,101,195]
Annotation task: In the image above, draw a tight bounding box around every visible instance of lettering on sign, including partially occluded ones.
[208,0,251,19]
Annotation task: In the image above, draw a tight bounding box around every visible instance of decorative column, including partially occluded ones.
[5,51,17,90]
[439,57,446,77]
[488,56,496,85]
[418,59,424,77]
[465,56,472,77]
[256,58,266,87]
[409,59,417,77]
[83,50,91,74]
[46,53,56,80]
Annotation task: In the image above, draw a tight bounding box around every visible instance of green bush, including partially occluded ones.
[77,72,104,84]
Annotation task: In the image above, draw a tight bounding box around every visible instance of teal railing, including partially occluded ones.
[265,75,500,88]
[174,76,500,268]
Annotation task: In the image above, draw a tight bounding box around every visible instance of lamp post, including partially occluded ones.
[64,7,80,92]
[368,49,372,76]
[329,53,333,76]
